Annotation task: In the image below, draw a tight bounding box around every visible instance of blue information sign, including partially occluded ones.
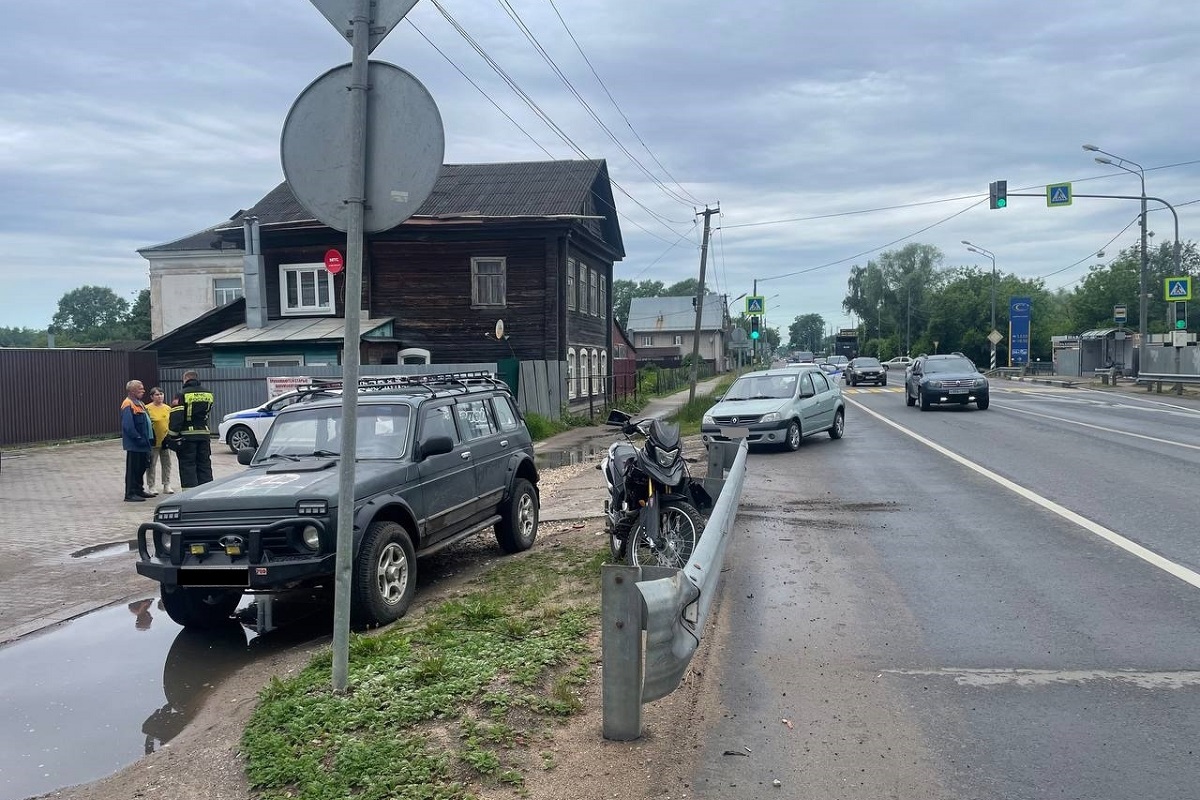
[1009,297,1032,366]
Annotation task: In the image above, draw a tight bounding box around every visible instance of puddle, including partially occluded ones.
[70,541,137,559]
[0,594,329,800]
[535,445,604,470]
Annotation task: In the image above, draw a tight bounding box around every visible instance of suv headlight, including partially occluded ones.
[297,500,327,516]
[975,377,988,388]
[926,380,943,389]
[759,411,781,423]
[300,525,321,551]
[156,507,181,522]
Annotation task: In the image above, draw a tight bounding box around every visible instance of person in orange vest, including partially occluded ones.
[120,380,155,502]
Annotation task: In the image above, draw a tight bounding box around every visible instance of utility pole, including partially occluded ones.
[688,205,719,403]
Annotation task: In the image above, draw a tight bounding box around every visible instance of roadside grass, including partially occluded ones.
[669,374,738,436]
[242,544,606,800]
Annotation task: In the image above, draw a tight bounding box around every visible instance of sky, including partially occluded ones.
[3,0,1200,336]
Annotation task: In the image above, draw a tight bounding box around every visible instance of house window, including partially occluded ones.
[567,348,576,399]
[600,275,607,320]
[280,264,334,316]
[591,349,599,395]
[673,335,684,346]
[471,257,506,307]
[577,262,588,312]
[600,351,608,396]
[579,349,590,396]
[615,343,626,359]
[641,336,653,347]
[245,355,304,367]
[566,259,576,310]
[214,277,243,306]
[589,271,599,316]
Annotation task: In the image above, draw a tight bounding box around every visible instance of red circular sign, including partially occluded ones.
[324,249,344,275]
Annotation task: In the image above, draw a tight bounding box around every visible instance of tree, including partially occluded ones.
[50,286,129,343]
[0,326,47,347]
[787,314,825,352]
[125,289,152,340]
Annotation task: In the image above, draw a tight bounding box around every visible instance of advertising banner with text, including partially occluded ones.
[1009,297,1031,366]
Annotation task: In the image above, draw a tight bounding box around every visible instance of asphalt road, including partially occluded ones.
[691,380,1200,800]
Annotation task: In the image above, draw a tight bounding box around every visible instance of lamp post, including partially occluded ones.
[1083,144,1149,350]
[962,240,998,369]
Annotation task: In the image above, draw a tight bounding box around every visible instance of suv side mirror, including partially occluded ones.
[418,435,454,460]
[237,447,257,465]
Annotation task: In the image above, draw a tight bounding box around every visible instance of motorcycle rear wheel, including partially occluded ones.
[628,501,703,569]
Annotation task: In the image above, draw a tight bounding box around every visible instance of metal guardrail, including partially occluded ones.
[1135,372,1200,393]
[600,438,749,741]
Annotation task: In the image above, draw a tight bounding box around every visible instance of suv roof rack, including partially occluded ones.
[295,371,507,399]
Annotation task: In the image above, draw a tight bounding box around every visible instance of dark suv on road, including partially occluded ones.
[905,354,989,410]
[136,372,540,629]
[844,356,886,386]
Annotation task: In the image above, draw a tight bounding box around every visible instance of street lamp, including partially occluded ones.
[1083,144,1149,350]
[962,240,998,369]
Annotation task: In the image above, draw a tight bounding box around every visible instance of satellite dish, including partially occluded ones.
[495,320,505,340]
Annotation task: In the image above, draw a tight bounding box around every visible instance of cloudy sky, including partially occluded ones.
[3,0,1199,335]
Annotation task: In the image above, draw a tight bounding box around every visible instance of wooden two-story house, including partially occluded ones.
[144,160,624,397]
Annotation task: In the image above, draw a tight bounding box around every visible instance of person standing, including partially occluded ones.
[143,387,174,494]
[120,380,155,502]
[169,370,215,489]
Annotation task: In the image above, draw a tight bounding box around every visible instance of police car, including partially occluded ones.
[217,388,338,453]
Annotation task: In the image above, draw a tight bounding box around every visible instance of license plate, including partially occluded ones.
[949,388,968,395]
[719,426,751,439]
[179,568,249,588]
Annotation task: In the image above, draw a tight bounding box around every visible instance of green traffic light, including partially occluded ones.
[750,331,760,339]
[1177,319,1187,330]
[996,198,1006,208]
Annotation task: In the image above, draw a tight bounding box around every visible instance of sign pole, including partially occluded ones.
[331,0,371,693]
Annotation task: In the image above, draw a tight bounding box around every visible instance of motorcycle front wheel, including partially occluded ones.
[628,501,703,569]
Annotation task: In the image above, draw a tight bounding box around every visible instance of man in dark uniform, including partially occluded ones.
[169,370,215,488]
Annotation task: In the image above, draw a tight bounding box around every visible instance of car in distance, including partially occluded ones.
[701,366,845,451]
[826,355,849,368]
[137,372,540,629]
[844,356,886,386]
[904,354,989,410]
[216,388,337,453]
[881,356,914,372]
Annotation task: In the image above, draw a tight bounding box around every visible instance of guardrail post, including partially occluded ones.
[602,564,644,741]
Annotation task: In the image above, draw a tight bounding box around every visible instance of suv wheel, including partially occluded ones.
[919,389,931,411]
[905,387,916,407]
[352,520,417,627]
[160,585,242,629]
[977,395,990,410]
[226,425,257,454]
[783,420,802,451]
[496,478,539,553]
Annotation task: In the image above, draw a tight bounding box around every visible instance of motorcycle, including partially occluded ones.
[600,408,711,568]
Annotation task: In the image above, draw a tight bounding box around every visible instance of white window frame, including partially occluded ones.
[471,257,506,308]
[213,277,243,306]
[567,348,576,399]
[600,275,607,320]
[566,259,576,311]
[673,335,684,346]
[579,349,590,396]
[601,350,609,394]
[589,270,599,316]
[641,335,653,347]
[280,263,335,316]
[590,349,599,396]
[578,262,588,312]
[245,355,305,367]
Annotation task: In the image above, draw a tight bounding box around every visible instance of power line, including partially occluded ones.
[497,0,696,209]
[545,0,703,207]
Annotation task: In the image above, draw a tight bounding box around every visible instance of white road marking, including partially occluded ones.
[993,404,1200,452]
[846,397,1200,590]
[883,668,1200,689]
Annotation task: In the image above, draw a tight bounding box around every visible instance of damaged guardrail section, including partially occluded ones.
[601,438,749,740]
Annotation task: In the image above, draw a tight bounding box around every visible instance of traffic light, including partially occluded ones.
[989,180,1007,210]
[1175,301,1187,330]
[750,315,761,340]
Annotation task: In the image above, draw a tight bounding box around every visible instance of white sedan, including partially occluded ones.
[881,356,914,371]
[217,389,335,453]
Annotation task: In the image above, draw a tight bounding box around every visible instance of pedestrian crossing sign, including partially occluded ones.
[746,295,765,314]
[1164,277,1192,301]
[1046,182,1072,206]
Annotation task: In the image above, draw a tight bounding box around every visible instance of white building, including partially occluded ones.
[138,223,245,339]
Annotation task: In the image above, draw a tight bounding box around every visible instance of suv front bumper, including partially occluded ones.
[135,517,335,590]
[922,389,988,405]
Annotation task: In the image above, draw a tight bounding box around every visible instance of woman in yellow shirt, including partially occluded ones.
[144,387,175,494]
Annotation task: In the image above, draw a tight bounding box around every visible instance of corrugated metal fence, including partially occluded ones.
[0,349,159,446]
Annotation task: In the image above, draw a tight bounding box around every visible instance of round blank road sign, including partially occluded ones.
[281,61,445,234]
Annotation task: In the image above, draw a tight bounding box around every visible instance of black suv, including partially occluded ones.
[904,354,989,410]
[844,356,886,386]
[136,372,540,629]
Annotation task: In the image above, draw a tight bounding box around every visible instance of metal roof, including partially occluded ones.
[1080,327,1133,340]
[197,316,394,346]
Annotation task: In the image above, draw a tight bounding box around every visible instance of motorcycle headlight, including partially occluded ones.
[301,525,321,551]
[654,446,679,468]
[702,413,714,425]
[759,411,780,423]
